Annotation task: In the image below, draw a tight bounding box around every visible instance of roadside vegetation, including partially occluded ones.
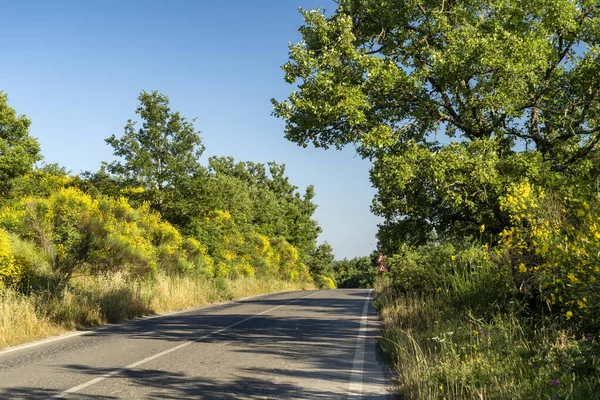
[0,90,329,349]
[276,0,600,398]
[0,274,312,348]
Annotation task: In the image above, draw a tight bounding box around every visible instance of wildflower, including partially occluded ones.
[551,379,560,387]
[439,384,444,391]
[518,263,527,273]
[451,255,456,261]
[479,224,485,233]
[567,272,580,284]
[566,311,573,320]
[585,333,593,342]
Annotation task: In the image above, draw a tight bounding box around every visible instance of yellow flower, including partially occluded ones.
[451,255,456,261]
[439,384,444,391]
[567,272,580,284]
[518,263,527,273]
[566,311,573,320]
[479,224,485,233]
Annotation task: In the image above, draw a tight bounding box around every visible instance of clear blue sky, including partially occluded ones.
[0,0,381,259]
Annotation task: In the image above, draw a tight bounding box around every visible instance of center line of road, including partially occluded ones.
[347,289,373,399]
[47,291,320,400]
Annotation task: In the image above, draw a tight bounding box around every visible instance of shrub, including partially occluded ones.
[499,181,600,329]
[0,228,18,285]
[0,188,218,283]
[376,278,600,399]
[314,274,336,289]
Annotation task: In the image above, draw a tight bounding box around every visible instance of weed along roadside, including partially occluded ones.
[372,243,600,399]
[2,0,600,398]
[0,90,331,351]
[0,275,314,350]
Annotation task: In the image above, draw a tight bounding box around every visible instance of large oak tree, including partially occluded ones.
[273,0,600,249]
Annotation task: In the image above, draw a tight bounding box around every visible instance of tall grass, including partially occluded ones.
[0,274,314,350]
[228,276,315,299]
[0,290,65,348]
[375,249,600,399]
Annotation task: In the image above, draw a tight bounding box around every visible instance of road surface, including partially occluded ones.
[0,289,393,399]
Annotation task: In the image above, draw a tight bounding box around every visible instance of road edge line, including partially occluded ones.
[347,288,373,399]
[46,290,321,399]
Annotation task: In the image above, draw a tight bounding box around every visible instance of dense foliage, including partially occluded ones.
[273,0,600,246]
[276,1,600,397]
[0,91,41,199]
[0,90,330,296]
[332,255,376,288]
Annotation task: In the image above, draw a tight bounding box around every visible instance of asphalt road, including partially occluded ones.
[0,289,393,399]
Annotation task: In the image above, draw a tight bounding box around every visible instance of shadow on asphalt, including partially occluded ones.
[0,290,392,399]
[0,386,115,400]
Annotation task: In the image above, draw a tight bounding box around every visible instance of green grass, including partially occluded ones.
[375,267,600,399]
[0,273,314,349]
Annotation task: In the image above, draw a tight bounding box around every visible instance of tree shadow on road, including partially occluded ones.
[0,385,116,400]
[3,364,346,399]
[0,289,394,399]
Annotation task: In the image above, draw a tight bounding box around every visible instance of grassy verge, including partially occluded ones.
[375,278,600,399]
[0,274,314,350]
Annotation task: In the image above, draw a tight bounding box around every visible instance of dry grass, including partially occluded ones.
[375,277,600,399]
[0,274,315,350]
[228,276,314,299]
[0,290,66,348]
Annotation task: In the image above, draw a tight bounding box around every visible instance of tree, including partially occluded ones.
[106,90,205,213]
[333,256,376,288]
[273,0,600,246]
[307,242,335,277]
[0,91,41,199]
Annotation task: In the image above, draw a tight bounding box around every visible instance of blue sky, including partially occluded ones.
[1,0,381,259]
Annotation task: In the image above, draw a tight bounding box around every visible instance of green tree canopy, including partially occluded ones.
[307,242,335,277]
[106,90,205,212]
[0,91,41,199]
[333,255,376,288]
[175,156,321,257]
[273,0,600,249]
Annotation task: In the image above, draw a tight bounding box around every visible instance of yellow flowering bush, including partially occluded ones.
[269,237,302,281]
[315,274,336,289]
[9,170,74,199]
[499,181,600,327]
[0,228,18,283]
[0,188,218,282]
[180,237,213,275]
[192,210,304,280]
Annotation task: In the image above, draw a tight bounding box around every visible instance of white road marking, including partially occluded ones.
[347,289,373,399]
[47,290,321,399]
[0,330,92,356]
